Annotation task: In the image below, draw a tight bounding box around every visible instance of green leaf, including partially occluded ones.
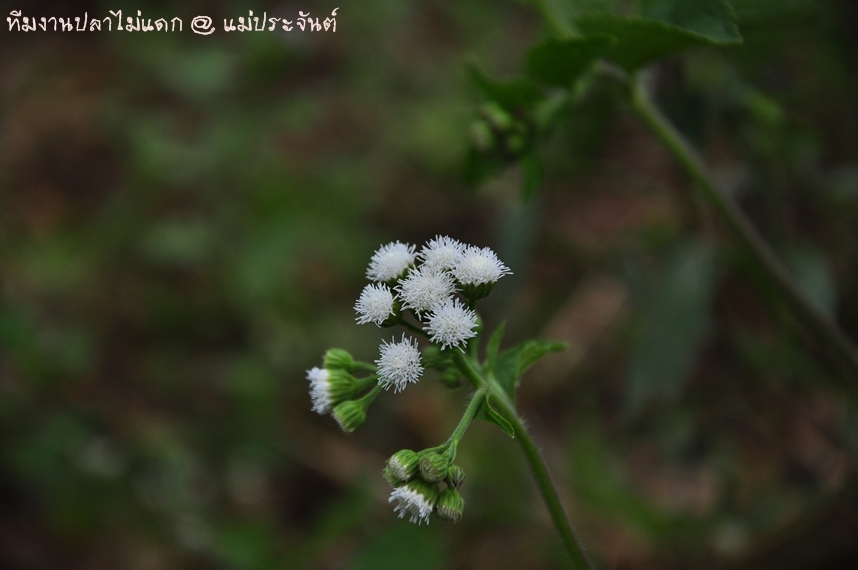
[575,1,741,71]
[626,242,718,416]
[484,322,506,373]
[525,35,617,88]
[520,153,541,201]
[641,0,741,42]
[783,245,837,320]
[475,394,515,438]
[467,59,545,111]
[494,340,567,400]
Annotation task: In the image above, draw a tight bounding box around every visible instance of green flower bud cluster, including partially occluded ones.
[469,102,535,162]
[307,349,380,433]
[384,448,466,524]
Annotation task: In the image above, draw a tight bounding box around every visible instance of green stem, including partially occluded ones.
[445,387,487,449]
[450,351,592,569]
[501,402,593,570]
[450,350,484,391]
[629,74,858,376]
[355,375,379,391]
[357,383,384,405]
[399,317,430,339]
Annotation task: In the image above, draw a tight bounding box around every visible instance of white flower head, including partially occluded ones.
[452,245,512,286]
[367,241,416,283]
[307,367,334,415]
[389,480,438,525]
[419,235,464,272]
[375,334,424,392]
[395,266,456,316]
[354,283,396,326]
[425,298,478,350]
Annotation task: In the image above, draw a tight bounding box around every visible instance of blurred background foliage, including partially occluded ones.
[2,0,858,568]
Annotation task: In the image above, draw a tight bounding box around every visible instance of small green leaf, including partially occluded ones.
[521,153,541,201]
[484,322,506,373]
[475,394,515,438]
[575,1,741,71]
[494,340,567,399]
[467,59,545,111]
[525,35,617,88]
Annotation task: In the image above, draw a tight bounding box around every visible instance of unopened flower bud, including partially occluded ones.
[440,367,462,388]
[387,449,420,482]
[419,452,450,483]
[447,464,465,489]
[323,349,356,371]
[481,102,513,131]
[470,120,495,151]
[332,400,366,433]
[505,132,526,154]
[435,487,465,522]
[382,465,404,487]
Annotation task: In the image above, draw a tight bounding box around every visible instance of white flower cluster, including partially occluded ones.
[355,236,511,392]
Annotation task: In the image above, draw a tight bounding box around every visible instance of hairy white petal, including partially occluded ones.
[375,335,424,392]
[367,241,416,283]
[389,485,434,525]
[419,235,465,272]
[396,266,456,316]
[452,245,511,286]
[425,298,478,350]
[354,283,396,326]
[307,367,333,414]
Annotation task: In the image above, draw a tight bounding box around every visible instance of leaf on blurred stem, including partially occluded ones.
[525,35,617,88]
[626,242,718,416]
[494,339,568,400]
[575,0,742,71]
[466,59,545,111]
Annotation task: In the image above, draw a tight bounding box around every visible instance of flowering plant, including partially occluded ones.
[307,236,591,565]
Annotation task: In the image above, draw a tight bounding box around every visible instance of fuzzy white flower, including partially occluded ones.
[389,481,437,525]
[307,367,334,415]
[451,245,512,286]
[375,334,424,392]
[425,298,478,350]
[395,266,456,316]
[367,241,416,283]
[354,283,396,326]
[419,235,465,272]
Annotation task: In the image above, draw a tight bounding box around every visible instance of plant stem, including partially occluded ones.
[358,382,384,405]
[399,317,430,339]
[450,351,593,569]
[629,74,858,376]
[501,403,594,570]
[355,375,379,391]
[445,387,486,448]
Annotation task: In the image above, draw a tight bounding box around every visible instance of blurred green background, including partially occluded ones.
[2,0,858,568]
